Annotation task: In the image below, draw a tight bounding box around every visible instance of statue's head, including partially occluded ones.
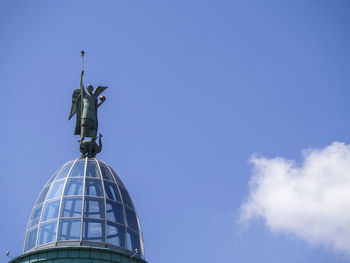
[87,84,94,94]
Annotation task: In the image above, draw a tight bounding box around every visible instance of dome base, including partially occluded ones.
[10,246,147,263]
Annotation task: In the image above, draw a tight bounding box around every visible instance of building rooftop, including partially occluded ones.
[23,157,144,259]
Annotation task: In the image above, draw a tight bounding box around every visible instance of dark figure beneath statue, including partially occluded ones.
[68,71,107,138]
[79,134,103,157]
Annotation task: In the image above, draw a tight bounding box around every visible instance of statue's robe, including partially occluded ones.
[81,93,98,138]
[69,86,106,138]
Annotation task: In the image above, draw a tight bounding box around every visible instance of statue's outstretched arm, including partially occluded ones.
[97,100,105,108]
[97,93,106,108]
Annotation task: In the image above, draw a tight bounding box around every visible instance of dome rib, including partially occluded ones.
[103,160,128,244]
[54,157,79,245]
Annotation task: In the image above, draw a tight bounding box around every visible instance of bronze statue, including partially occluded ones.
[68,51,107,157]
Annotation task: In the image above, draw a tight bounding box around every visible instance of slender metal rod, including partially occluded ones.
[80,50,85,139]
[81,50,85,70]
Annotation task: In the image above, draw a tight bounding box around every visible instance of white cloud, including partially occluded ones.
[240,142,350,255]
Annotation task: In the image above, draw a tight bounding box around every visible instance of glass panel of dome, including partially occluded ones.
[69,159,85,177]
[55,161,73,180]
[83,219,105,242]
[58,219,81,240]
[64,178,84,196]
[38,220,57,245]
[109,167,126,189]
[42,199,60,222]
[104,181,121,202]
[36,186,50,206]
[29,205,42,228]
[46,180,65,200]
[119,187,134,209]
[127,228,141,254]
[46,168,60,185]
[86,160,100,178]
[125,207,139,232]
[99,162,114,181]
[126,232,132,250]
[84,198,105,219]
[61,197,82,218]
[107,222,125,247]
[85,179,103,197]
[24,227,38,252]
[106,200,124,224]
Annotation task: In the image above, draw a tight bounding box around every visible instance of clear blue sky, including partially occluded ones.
[1,1,350,262]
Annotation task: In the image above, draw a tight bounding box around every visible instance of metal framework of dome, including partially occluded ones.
[23,157,145,259]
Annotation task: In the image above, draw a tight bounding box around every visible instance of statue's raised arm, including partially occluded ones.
[80,70,86,97]
[95,86,107,108]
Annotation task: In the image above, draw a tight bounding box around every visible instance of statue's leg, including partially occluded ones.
[81,126,86,138]
[86,127,97,138]
[92,128,97,139]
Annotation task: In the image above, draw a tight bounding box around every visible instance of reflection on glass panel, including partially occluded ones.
[107,222,125,247]
[119,187,134,209]
[85,179,103,197]
[127,229,141,255]
[126,231,132,250]
[58,219,81,240]
[99,162,114,181]
[86,160,100,178]
[125,207,138,232]
[46,180,65,200]
[38,220,57,245]
[64,178,83,196]
[104,181,121,202]
[29,205,42,228]
[106,201,124,224]
[83,219,105,242]
[42,200,60,222]
[109,167,125,188]
[24,227,37,252]
[136,216,141,233]
[55,161,73,180]
[36,186,50,205]
[61,197,82,218]
[84,198,104,219]
[69,159,85,177]
[139,234,145,258]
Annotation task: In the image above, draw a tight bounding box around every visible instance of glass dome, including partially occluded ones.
[23,157,144,258]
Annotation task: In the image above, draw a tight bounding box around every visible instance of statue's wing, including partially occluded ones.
[94,86,107,97]
[74,95,82,135]
[68,89,81,120]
